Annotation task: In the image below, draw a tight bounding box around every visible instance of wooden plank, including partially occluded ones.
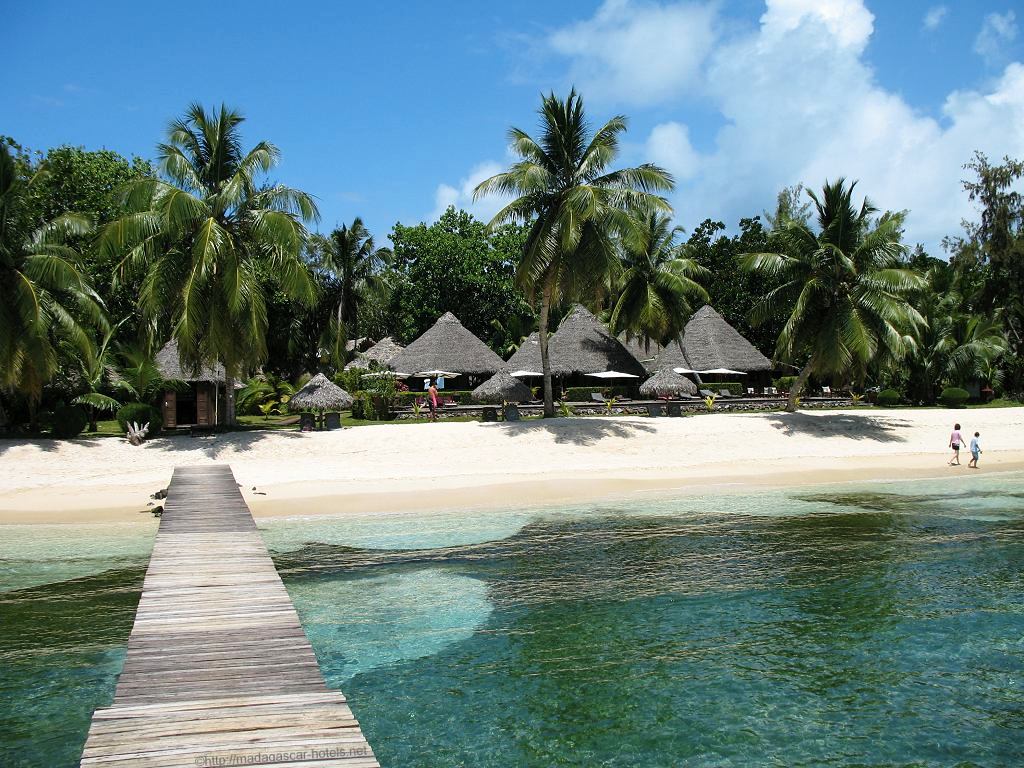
[80,464,380,767]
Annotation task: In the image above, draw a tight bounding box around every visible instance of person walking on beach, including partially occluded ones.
[949,422,965,465]
[428,380,439,422]
[968,432,982,468]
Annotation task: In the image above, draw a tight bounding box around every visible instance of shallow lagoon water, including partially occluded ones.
[2,474,1023,766]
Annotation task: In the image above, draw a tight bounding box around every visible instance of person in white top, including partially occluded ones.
[968,432,982,469]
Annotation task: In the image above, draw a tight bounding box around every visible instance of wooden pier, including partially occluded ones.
[81,464,379,767]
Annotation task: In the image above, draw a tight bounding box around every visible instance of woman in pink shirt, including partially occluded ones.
[949,422,964,466]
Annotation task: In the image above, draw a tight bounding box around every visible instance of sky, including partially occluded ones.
[5,0,1024,255]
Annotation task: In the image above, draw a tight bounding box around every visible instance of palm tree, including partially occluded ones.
[72,318,128,431]
[100,103,318,424]
[742,179,925,411]
[0,144,106,423]
[474,89,674,416]
[308,218,392,367]
[113,344,179,404]
[609,211,708,349]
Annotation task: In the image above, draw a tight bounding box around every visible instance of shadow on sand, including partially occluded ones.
[767,411,909,443]
[144,428,307,459]
[481,416,657,446]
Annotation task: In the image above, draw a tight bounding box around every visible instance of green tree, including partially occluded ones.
[609,211,708,347]
[388,207,533,349]
[308,217,392,367]
[72,318,128,431]
[474,89,674,416]
[742,179,925,411]
[0,143,106,423]
[100,103,318,423]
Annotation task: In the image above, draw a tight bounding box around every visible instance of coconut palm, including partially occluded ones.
[742,179,925,411]
[609,211,709,349]
[100,103,318,424]
[0,144,105,420]
[308,218,392,367]
[474,89,674,416]
[72,318,128,431]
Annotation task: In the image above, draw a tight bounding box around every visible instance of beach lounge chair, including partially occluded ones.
[700,389,718,399]
[747,387,756,396]
[822,385,832,396]
[324,412,341,430]
[719,389,736,399]
[591,392,607,404]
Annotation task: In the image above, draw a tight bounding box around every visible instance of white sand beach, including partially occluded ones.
[1,407,1023,524]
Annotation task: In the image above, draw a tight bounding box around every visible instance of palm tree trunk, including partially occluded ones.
[787,362,813,412]
[88,406,98,433]
[540,277,555,418]
[225,375,236,426]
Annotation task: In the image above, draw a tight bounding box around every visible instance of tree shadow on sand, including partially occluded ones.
[481,417,657,446]
[139,428,308,459]
[0,436,110,456]
[766,411,909,443]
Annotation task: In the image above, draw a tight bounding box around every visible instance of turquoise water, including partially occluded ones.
[2,476,1023,766]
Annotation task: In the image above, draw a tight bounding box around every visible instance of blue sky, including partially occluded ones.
[5,1,1023,254]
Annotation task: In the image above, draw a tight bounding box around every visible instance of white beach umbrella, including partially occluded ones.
[415,369,460,378]
[586,371,641,379]
[672,367,702,375]
[509,370,543,377]
[699,368,747,375]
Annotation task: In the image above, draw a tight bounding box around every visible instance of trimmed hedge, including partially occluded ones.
[708,381,744,396]
[116,403,163,435]
[877,388,901,407]
[51,404,88,439]
[939,386,970,408]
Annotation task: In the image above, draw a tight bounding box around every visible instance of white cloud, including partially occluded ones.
[429,161,510,224]
[975,11,1018,66]
[646,122,700,180]
[548,0,717,104]
[542,0,1024,253]
[923,5,947,31]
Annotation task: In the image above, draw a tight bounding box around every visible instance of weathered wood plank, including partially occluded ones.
[80,464,379,767]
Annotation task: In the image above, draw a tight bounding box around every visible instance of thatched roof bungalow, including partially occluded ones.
[653,306,772,374]
[505,305,646,379]
[639,369,698,397]
[344,336,405,371]
[387,312,504,380]
[618,333,662,372]
[154,339,229,428]
[289,373,354,411]
[472,370,534,404]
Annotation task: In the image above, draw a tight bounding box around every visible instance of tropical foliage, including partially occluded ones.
[742,179,925,410]
[100,103,318,422]
[475,88,674,416]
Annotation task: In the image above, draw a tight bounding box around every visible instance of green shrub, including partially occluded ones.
[51,404,89,439]
[116,403,163,435]
[773,376,798,392]
[334,368,367,394]
[710,381,743,396]
[876,388,901,407]
[939,386,970,408]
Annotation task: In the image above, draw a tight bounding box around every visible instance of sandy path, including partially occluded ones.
[1,408,1022,523]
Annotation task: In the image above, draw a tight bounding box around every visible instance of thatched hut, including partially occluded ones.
[344,336,405,371]
[618,333,662,372]
[387,312,504,383]
[154,339,228,428]
[289,373,354,412]
[639,369,698,398]
[472,370,534,404]
[505,305,646,384]
[653,306,772,376]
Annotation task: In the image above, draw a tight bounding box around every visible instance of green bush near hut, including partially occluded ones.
[876,388,902,407]
[773,376,798,392]
[708,381,744,396]
[116,403,163,435]
[939,386,970,408]
[50,404,89,438]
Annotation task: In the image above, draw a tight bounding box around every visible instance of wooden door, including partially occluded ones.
[196,384,211,426]
[162,390,177,429]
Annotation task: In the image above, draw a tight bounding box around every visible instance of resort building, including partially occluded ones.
[387,312,505,387]
[154,339,230,428]
[653,305,773,382]
[344,336,405,371]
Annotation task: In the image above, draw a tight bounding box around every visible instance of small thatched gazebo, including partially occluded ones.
[472,370,533,404]
[387,312,504,382]
[344,336,405,371]
[639,369,698,398]
[289,373,354,412]
[504,305,646,380]
[653,306,772,375]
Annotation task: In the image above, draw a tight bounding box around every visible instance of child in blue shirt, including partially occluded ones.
[968,432,982,469]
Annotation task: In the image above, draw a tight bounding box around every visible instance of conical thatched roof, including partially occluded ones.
[344,336,405,371]
[617,333,663,371]
[154,339,226,383]
[289,373,354,411]
[388,312,504,376]
[471,370,533,404]
[504,305,647,377]
[652,306,771,373]
[639,368,698,397]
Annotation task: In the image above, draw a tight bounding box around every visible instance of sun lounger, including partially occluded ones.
[591,393,607,403]
[822,385,832,395]
[700,389,718,399]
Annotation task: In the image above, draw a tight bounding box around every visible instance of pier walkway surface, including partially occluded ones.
[80,464,379,767]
